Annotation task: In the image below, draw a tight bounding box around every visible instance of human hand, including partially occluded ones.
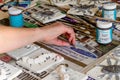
[40,22,76,46]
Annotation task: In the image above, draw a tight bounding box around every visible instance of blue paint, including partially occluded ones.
[70,47,97,58]
[18,4,28,7]
[9,14,24,28]
[63,17,77,24]
[87,76,96,80]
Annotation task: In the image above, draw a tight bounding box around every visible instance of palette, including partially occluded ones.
[67,4,98,16]
[16,48,64,73]
[31,4,66,24]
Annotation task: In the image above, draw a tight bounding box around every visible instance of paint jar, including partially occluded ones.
[96,21,113,44]
[102,2,117,20]
[8,7,24,28]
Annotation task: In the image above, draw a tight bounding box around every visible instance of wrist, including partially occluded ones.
[35,27,48,42]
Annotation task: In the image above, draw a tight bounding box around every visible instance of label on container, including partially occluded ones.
[96,28,112,44]
[102,10,116,20]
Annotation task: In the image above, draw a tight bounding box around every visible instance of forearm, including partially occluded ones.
[0,22,75,53]
[0,26,43,53]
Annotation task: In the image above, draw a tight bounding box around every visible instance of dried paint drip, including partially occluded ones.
[97,58,120,80]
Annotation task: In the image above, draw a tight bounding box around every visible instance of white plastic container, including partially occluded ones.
[8,7,24,28]
[96,21,113,44]
[102,2,117,20]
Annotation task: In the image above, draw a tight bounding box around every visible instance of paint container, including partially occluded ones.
[102,2,117,20]
[8,7,24,28]
[96,20,113,44]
